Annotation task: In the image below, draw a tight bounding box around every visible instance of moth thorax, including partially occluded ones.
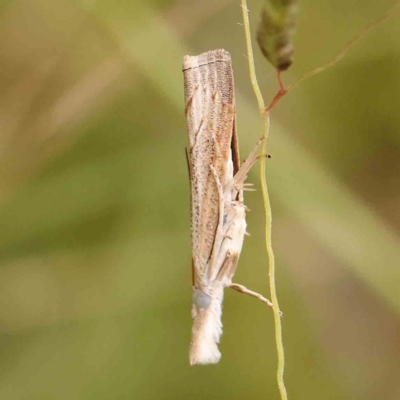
[193,289,212,308]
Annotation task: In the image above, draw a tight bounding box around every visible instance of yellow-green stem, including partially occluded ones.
[241,1,288,399]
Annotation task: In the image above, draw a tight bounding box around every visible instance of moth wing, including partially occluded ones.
[183,50,236,286]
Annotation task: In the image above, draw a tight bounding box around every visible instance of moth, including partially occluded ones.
[183,49,271,365]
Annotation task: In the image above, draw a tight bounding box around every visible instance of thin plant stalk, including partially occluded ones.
[241,1,288,400]
[265,0,400,111]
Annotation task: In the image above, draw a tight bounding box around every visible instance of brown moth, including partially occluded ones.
[182,49,271,365]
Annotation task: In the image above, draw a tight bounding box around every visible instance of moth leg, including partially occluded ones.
[207,164,227,279]
[215,251,240,285]
[232,137,265,190]
[242,183,256,191]
[229,283,275,309]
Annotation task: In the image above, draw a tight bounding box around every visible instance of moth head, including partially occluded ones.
[192,289,212,309]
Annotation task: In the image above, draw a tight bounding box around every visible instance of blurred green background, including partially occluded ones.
[1,0,400,399]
